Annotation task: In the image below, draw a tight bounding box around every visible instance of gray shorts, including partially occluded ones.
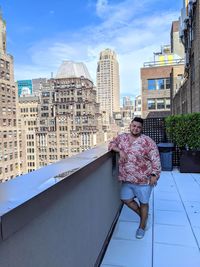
[120,182,153,204]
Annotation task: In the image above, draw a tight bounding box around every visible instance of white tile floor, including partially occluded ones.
[101,171,200,267]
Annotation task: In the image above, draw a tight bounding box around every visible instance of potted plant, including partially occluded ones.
[165,113,200,173]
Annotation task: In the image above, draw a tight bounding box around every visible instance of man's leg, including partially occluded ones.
[139,202,149,230]
[122,199,141,217]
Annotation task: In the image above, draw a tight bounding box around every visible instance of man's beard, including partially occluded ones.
[130,131,141,137]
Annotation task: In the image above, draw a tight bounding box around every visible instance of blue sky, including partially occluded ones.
[1,0,183,96]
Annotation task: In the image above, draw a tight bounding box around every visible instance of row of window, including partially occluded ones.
[1,119,16,127]
[0,164,15,175]
[147,98,170,110]
[55,89,83,96]
[0,130,17,138]
[147,78,170,90]
[0,152,18,161]
[21,108,38,113]
[27,162,35,167]
[0,141,17,148]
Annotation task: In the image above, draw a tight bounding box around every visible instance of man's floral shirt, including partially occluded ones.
[109,133,161,184]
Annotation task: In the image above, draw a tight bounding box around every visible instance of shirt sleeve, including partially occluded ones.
[148,139,161,179]
[108,135,120,151]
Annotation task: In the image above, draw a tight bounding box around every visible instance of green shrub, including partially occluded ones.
[165,113,200,150]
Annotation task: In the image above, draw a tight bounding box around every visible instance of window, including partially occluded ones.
[166,78,170,89]
[191,54,195,83]
[165,99,170,109]
[157,99,165,109]
[148,80,155,90]
[157,79,165,90]
[147,99,156,110]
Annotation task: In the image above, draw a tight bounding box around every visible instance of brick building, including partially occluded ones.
[172,0,200,114]
[141,20,185,118]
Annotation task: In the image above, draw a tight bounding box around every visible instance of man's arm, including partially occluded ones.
[108,136,128,162]
[148,139,161,185]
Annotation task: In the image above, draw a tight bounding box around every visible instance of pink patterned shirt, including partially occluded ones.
[109,133,161,184]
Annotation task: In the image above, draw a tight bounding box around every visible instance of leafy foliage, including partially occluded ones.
[165,113,200,150]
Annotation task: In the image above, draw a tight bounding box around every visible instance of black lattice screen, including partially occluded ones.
[143,118,180,166]
[143,118,167,144]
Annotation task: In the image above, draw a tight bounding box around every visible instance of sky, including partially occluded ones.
[0,0,183,96]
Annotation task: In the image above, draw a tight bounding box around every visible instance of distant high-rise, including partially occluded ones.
[18,95,39,173]
[17,80,32,96]
[32,78,47,96]
[96,49,120,119]
[0,11,6,54]
[0,11,22,182]
[17,61,117,173]
[34,61,105,167]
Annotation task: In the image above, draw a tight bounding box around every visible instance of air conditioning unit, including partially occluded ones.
[185,51,190,66]
[179,17,184,37]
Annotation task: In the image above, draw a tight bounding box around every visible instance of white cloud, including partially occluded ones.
[96,0,109,18]
[14,0,181,96]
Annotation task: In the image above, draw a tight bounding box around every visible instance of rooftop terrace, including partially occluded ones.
[0,146,200,267]
[101,170,200,267]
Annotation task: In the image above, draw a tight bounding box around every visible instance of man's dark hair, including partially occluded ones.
[131,117,144,125]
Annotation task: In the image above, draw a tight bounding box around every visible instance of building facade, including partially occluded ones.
[18,96,40,173]
[134,95,142,117]
[32,78,47,96]
[96,49,120,121]
[0,12,22,182]
[141,20,185,118]
[34,61,105,168]
[17,62,107,171]
[172,0,200,114]
[17,80,33,96]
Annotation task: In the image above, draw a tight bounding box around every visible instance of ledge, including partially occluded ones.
[0,144,111,240]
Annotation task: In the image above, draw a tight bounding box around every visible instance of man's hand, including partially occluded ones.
[119,150,128,162]
[149,175,157,186]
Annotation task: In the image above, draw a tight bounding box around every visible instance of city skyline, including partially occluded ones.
[1,0,182,96]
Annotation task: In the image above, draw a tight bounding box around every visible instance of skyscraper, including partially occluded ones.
[96,48,120,120]
[0,12,22,182]
[34,61,104,167]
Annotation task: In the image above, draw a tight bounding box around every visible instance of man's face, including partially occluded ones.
[130,121,143,136]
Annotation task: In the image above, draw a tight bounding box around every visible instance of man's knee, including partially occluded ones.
[140,202,149,208]
[121,199,132,205]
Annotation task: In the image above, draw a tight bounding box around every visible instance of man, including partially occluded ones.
[109,117,161,239]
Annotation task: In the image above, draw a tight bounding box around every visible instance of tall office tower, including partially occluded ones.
[134,95,142,117]
[18,96,40,173]
[0,10,6,54]
[123,96,133,110]
[0,12,22,182]
[36,61,104,168]
[17,80,33,96]
[96,48,120,121]
[32,78,47,96]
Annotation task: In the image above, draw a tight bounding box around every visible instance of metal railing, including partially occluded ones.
[143,58,185,68]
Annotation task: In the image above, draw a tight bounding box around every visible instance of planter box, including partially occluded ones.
[180,150,200,173]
